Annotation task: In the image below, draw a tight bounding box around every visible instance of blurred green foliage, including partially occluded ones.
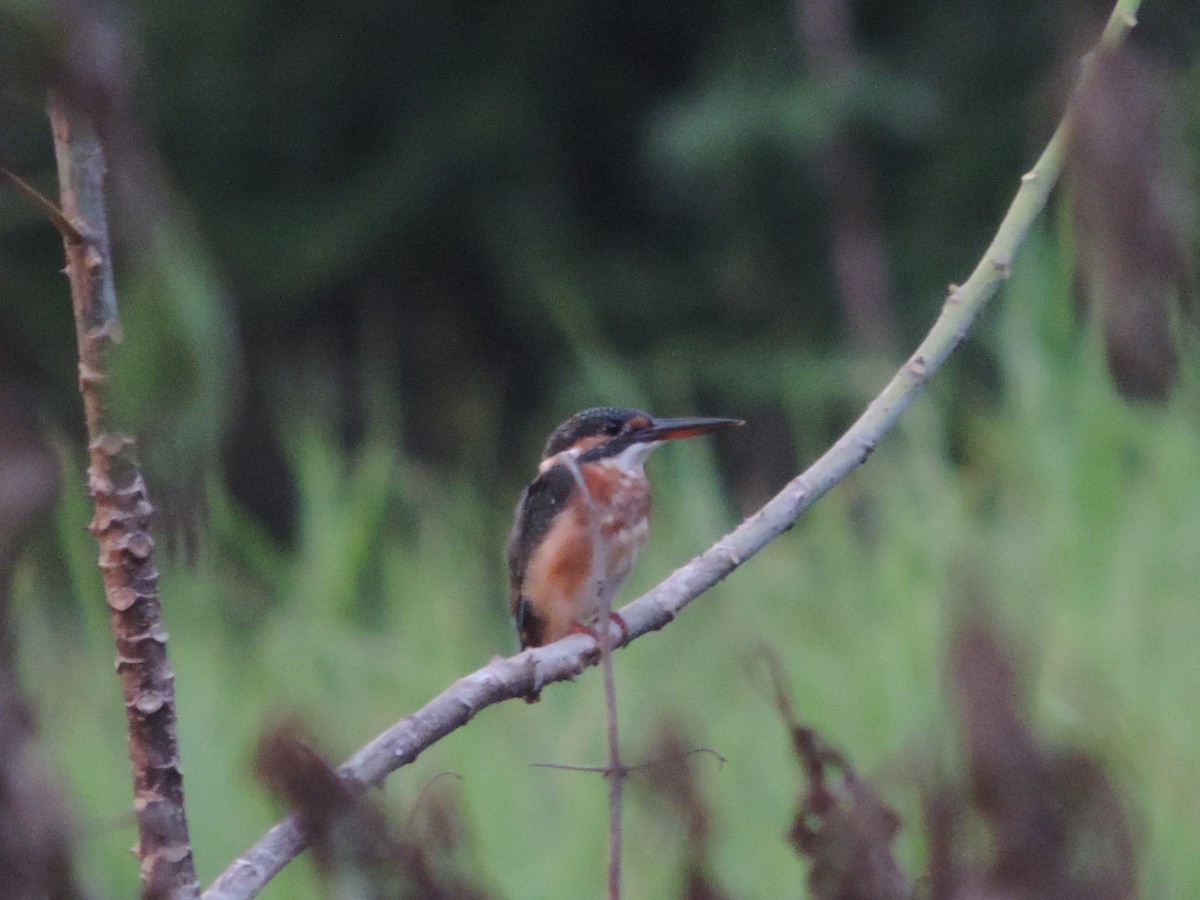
[0,0,1192,479]
[11,228,1200,897]
[2,0,1200,895]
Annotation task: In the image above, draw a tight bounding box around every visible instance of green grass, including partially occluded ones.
[14,228,1200,897]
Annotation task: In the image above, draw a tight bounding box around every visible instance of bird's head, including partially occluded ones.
[538,407,743,473]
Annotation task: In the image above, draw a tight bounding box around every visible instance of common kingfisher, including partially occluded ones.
[506,407,742,688]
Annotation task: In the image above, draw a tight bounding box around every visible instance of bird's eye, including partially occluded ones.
[604,419,623,436]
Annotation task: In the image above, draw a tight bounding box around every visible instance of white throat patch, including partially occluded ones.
[538,439,662,475]
[607,440,661,473]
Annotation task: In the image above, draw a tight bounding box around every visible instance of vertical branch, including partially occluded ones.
[561,456,625,899]
[601,648,623,900]
[48,94,199,899]
[0,393,82,897]
[795,0,897,353]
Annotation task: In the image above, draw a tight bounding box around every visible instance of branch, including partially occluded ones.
[794,0,898,352]
[49,94,199,898]
[203,4,1141,897]
[0,164,84,242]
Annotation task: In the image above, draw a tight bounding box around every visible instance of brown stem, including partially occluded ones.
[796,0,897,353]
[48,93,199,899]
[603,646,623,900]
[562,456,625,899]
[0,392,82,897]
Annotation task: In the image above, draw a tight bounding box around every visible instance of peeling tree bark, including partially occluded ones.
[49,93,199,900]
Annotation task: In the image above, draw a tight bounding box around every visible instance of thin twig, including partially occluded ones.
[0,163,84,242]
[560,455,625,900]
[202,4,1140,897]
[49,93,198,899]
[530,747,727,775]
[602,647,623,900]
[794,0,897,352]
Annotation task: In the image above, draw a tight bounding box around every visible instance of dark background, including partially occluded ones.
[1,0,1198,896]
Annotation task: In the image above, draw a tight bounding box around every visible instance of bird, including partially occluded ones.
[506,407,742,697]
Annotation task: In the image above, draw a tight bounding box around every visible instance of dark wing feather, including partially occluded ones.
[506,463,577,645]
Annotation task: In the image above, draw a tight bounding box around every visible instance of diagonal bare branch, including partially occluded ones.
[203,3,1141,897]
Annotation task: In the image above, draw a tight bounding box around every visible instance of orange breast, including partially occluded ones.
[520,464,651,644]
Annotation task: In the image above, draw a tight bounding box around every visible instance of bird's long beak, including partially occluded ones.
[634,416,744,443]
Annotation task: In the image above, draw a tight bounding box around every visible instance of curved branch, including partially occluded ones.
[203,5,1140,898]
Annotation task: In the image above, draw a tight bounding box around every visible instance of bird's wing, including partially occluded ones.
[506,463,576,633]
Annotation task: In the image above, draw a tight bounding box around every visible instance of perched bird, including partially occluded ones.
[506,407,743,679]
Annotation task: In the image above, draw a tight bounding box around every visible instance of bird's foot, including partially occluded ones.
[567,612,629,647]
[607,611,629,643]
